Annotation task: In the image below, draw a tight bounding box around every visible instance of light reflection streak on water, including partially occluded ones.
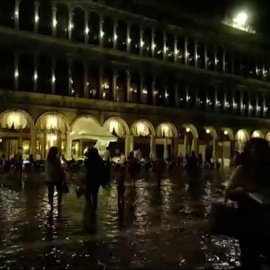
[161,178,172,220]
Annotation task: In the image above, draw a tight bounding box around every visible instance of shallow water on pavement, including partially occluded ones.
[0,169,240,269]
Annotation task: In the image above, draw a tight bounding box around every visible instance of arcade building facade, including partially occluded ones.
[0,0,270,167]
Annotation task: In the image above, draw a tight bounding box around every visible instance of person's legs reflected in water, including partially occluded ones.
[47,182,54,211]
[56,181,63,212]
[84,190,98,233]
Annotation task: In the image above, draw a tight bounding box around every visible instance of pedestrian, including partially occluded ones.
[186,151,200,186]
[45,146,65,211]
[15,147,23,174]
[103,147,111,185]
[84,147,106,214]
[226,138,270,269]
[115,162,126,208]
[128,151,137,187]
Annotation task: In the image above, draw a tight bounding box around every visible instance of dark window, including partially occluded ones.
[72,60,84,97]
[18,53,34,92]
[88,12,99,45]
[55,58,69,96]
[56,4,69,39]
[0,0,15,28]
[72,8,85,43]
[0,48,14,90]
[19,0,35,32]
[39,2,52,35]
[37,55,52,94]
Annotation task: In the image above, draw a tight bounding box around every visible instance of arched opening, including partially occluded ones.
[88,12,99,45]
[142,27,152,57]
[266,132,270,142]
[56,4,69,39]
[178,124,198,158]
[55,57,69,96]
[154,30,163,60]
[103,16,113,48]
[198,127,217,167]
[207,45,215,71]
[70,116,117,159]
[176,36,185,64]
[131,120,155,158]
[166,77,175,107]
[219,128,234,168]
[187,39,195,66]
[72,7,85,43]
[0,47,14,90]
[38,1,52,36]
[36,112,69,159]
[156,123,177,159]
[37,54,52,94]
[116,20,127,51]
[130,24,140,54]
[235,129,249,151]
[116,70,127,102]
[103,117,129,158]
[251,130,264,138]
[197,41,205,68]
[19,0,34,32]
[129,72,140,103]
[0,110,33,160]
[101,67,113,100]
[71,60,84,97]
[87,63,99,99]
[166,33,174,62]
[18,53,34,92]
[0,0,15,28]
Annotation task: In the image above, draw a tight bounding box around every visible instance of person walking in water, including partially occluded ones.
[45,147,64,211]
[153,154,166,189]
[84,147,105,214]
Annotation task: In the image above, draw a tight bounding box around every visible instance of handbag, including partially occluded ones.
[209,201,242,238]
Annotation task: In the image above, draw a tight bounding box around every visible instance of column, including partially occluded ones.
[185,85,189,108]
[51,57,56,94]
[222,49,226,72]
[33,53,38,92]
[232,91,236,114]
[126,71,131,102]
[204,45,208,69]
[174,83,179,107]
[30,130,36,157]
[214,87,218,112]
[150,135,156,160]
[195,88,199,107]
[138,72,143,104]
[184,38,188,65]
[34,1,39,33]
[127,22,131,53]
[15,0,19,30]
[52,4,57,37]
[262,63,265,81]
[223,89,227,112]
[173,137,179,155]
[248,91,252,117]
[205,89,209,111]
[139,25,143,56]
[98,66,103,99]
[151,28,155,58]
[14,52,19,90]
[125,134,134,157]
[164,138,168,160]
[112,70,117,101]
[99,15,104,47]
[68,59,73,95]
[255,97,259,117]
[213,138,219,166]
[231,54,234,74]
[83,62,88,98]
[184,134,188,156]
[191,137,198,154]
[68,7,73,41]
[240,90,244,115]
[174,35,178,62]
[263,95,267,118]
[163,31,167,61]
[214,46,217,71]
[66,132,72,159]
[152,77,156,105]
[84,12,89,44]
[42,132,46,159]
[194,39,198,67]
[113,20,117,50]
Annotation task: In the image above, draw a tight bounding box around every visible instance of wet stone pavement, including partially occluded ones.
[0,170,240,269]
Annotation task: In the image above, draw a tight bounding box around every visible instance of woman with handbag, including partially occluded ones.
[45,146,66,211]
[225,138,270,269]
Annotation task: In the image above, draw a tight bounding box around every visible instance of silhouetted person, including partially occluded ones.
[153,155,166,189]
[45,147,63,211]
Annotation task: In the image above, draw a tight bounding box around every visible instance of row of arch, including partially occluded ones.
[0,109,267,142]
[0,1,268,83]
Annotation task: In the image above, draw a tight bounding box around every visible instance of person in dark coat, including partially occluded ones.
[84,148,105,213]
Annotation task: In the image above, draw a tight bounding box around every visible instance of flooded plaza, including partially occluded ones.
[0,170,240,269]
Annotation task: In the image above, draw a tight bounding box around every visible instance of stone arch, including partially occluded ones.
[0,109,34,130]
[35,111,70,133]
[71,114,100,130]
[103,117,130,138]
[131,119,155,137]
[266,132,270,142]
[72,6,86,43]
[156,122,178,138]
[204,126,218,139]
[235,129,250,141]
[251,130,264,138]
[182,124,199,139]
[221,128,234,140]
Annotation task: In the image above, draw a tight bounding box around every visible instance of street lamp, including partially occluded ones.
[233,11,248,27]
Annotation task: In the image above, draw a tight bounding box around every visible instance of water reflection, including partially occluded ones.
[0,170,240,269]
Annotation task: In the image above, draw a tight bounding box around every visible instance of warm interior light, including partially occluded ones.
[186,127,190,133]
[206,129,211,134]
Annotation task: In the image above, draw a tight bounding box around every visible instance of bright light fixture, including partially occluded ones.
[233,11,248,26]
[224,130,228,135]
[186,127,190,133]
[206,129,211,134]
